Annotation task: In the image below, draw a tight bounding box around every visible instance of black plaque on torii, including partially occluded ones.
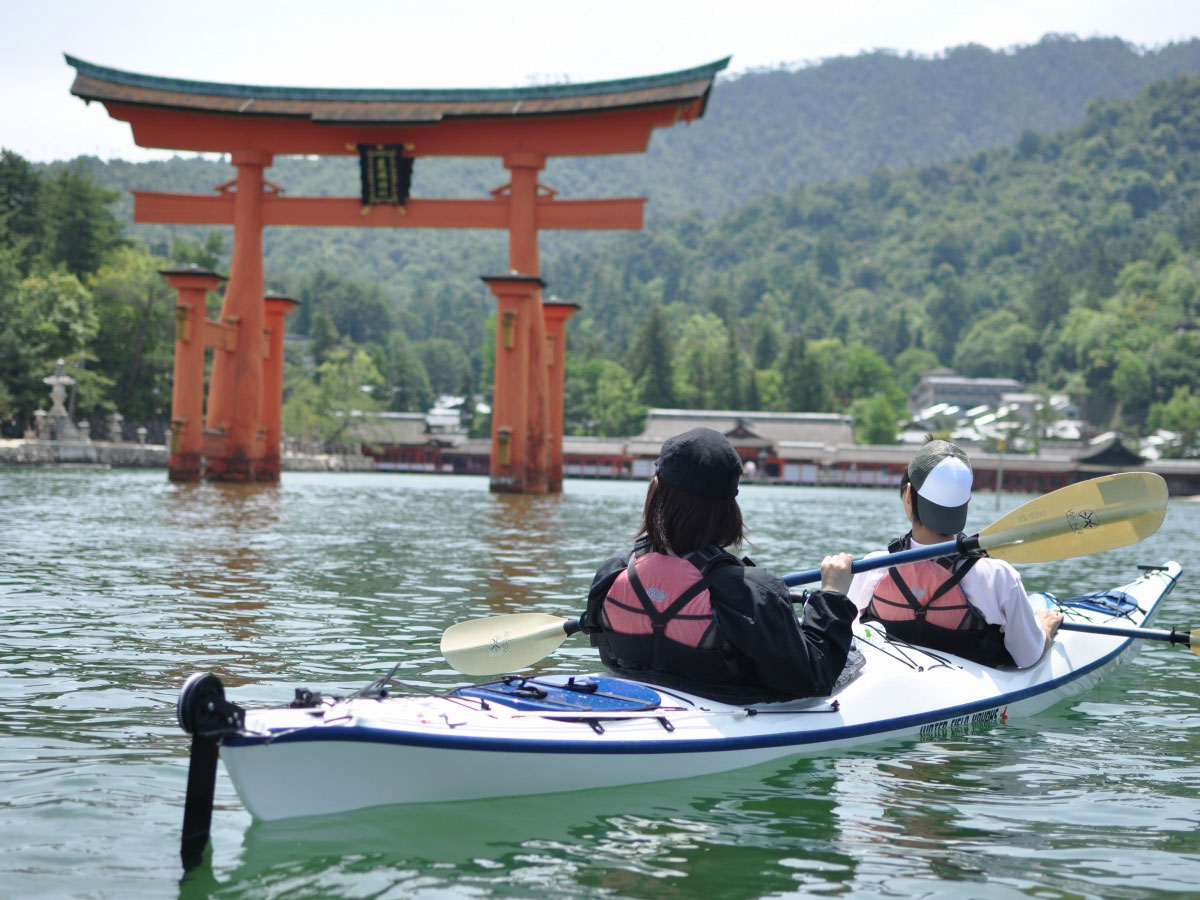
[358,144,413,208]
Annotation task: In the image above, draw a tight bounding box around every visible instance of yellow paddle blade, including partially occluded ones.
[1190,630,1200,659]
[979,472,1168,564]
[440,613,574,676]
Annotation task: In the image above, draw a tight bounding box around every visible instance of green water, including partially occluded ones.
[2,470,1198,897]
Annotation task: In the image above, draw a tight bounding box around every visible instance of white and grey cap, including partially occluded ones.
[908,440,973,534]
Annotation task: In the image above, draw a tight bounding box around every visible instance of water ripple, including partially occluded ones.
[2,470,1199,896]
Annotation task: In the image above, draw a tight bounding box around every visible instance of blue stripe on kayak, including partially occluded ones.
[223,569,1179,757]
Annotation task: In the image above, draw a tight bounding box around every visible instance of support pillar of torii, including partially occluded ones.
[160,264,299,483]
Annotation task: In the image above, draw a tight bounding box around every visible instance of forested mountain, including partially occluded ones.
[5,35,1200,455]
[548,71,1200,449]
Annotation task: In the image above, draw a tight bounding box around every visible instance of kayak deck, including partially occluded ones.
[215,562,1180,819]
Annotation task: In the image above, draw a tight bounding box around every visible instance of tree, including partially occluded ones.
[929,231,968,274]
[374,332,434,413]
[1148,386,1200,457]
[39,167,124,278]
[674,312,726,408]
[1017,129,1042,158]
[0,149,43,273]
[456,363,478,430]
[589,360,647,435]
[170,232,226,271]
[295,269,394,346]
[1027,266,1072,331]
[309,309,341,368]
[745,370,762,410]
[416,337,470,396]
[778,334,829,412]
[281,347,383,451]
[719,323,744,409]
[1111,351,1153,426]
[628,304,675,407]
[849,393,900,444]
[88,246,177,420]
[815,233,841,279]
[0,271,99,416]
[752,318,781,369]
[952,310,1039,381]
[1028,394,1062,453]
[830,343,897,408]
[893,347,940,393]
[924,265,970,363]
[563,355,646,436]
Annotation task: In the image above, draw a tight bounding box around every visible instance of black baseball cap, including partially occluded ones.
[908,440,973,534]
[655,427,743,499]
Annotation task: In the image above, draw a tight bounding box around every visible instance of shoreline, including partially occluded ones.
[0,439,373,473]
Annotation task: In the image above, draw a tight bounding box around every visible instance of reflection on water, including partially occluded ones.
[478,492,571,612]
[212,757,852,899]
[165,483,282,663]
[1,469,1198,897]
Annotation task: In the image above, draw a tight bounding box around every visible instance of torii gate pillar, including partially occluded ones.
[480,149,557,494]
[542,298,580,492]
[262,291,302,480]
[161,266,225,482]
[161,266,298,483]
[205,149,272,481]
[483,274,550,493]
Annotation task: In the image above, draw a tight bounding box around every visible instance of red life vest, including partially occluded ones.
[863,534,1014,667]
[599,546,739,681]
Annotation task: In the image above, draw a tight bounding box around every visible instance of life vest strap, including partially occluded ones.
[622,547,734,667]
[885,551,977,620]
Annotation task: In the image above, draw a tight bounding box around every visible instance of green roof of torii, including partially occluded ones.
[65,54,730,124]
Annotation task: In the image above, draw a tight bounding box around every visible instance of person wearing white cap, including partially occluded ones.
[847,439,1062,668]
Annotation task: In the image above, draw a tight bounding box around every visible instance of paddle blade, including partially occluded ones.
[979,472,1167,564]
[440,613,574,676]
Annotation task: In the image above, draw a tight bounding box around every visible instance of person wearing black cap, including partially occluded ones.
[847,438,1062,667]
[581,427,859,704]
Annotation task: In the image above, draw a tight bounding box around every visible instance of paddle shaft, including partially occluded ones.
[1059,621,1195,647]
[782,535,979,587]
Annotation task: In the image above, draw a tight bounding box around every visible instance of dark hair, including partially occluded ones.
[898,431,936,519]
[636,476,747,555]
[899,468,923,528]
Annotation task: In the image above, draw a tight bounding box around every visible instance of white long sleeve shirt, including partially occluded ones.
[846,539,1048,668]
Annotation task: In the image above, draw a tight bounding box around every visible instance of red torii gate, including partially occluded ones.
[67,55,727,490]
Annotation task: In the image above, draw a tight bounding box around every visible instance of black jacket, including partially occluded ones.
[582,547,857,705]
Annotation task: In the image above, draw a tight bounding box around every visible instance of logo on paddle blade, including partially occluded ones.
[489,631,511,656]
[1066,508,1099,533]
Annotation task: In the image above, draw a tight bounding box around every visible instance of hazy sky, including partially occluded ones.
[4,0,1200,163]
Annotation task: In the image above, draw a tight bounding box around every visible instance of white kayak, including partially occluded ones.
[179,561,1181,823]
